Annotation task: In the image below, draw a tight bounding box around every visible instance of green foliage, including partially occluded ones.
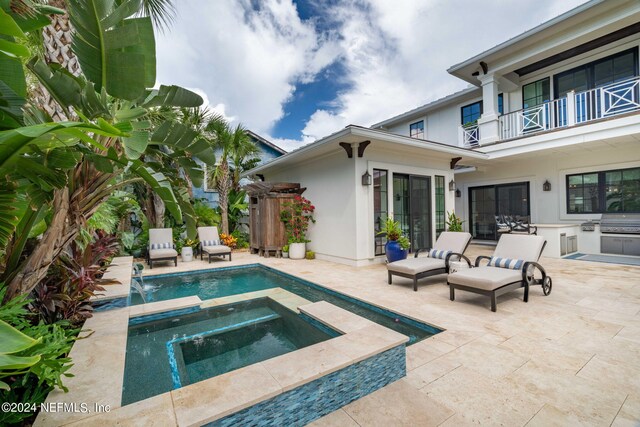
[305,250,315,260]
[231,229,249,249]
[397,235,411,250]
[194,199,220,226]
[446,211,465,232]
[282,244,289,252]
[377,217,402,241]
[0,289,76,424]
[280,196,315,243]
[224,189,248,232]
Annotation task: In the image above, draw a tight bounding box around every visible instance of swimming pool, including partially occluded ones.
[123,298,337,405]
[131,264,441,345]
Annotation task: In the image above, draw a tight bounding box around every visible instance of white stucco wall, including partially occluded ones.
[454,144,640,226]
[262,145,457,266]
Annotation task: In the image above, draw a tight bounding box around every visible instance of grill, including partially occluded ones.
[599,213,640,234]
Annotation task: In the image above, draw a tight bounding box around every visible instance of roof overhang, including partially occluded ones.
[242,126,489,177]
[447,0,640,85]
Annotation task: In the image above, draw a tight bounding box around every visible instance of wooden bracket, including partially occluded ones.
[339,142,353,158]
[450,157,462,169]
[357,140,371,158]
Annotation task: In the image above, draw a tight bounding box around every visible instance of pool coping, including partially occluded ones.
[90,256,134,302]
[35,286,409,426]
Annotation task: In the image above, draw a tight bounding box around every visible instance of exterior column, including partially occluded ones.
[477,73,500,144]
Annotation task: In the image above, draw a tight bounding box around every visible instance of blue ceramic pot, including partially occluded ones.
[385,240,408,263]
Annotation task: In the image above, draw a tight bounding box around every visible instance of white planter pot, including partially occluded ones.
[282,252,289,258]
[181,247,193,262]
[289,243,306,260]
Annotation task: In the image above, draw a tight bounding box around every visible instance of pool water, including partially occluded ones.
[122,298,335,405]
[131,265,440,345]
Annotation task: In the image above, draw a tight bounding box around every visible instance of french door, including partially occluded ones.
[469,182,530,240]
[393,174,432,251]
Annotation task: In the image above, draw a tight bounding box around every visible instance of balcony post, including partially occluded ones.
[566,90,576,126]
[477,73,500,144]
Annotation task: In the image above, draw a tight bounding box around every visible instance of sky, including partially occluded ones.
[155,0,590,152]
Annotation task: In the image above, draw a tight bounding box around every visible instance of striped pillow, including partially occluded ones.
[150,242,172,250]
[488,257,524,270]
[201,239,220,247]
[428,249,452,260]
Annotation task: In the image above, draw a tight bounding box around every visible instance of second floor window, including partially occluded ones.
[410,121,424,139]
[522,78,550,109]
[461,101,482,126]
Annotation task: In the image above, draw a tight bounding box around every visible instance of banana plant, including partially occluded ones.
[0,320,41,391]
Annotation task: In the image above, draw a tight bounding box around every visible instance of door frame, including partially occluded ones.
[392,173,432,252]
[468,181,531,240]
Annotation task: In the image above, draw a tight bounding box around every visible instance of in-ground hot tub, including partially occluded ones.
[123,298,338,405]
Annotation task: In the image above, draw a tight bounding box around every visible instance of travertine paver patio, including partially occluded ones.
[143,245,640,426]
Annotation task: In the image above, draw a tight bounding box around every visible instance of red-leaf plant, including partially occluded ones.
[280,195,316,244]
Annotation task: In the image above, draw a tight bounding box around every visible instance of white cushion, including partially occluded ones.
[202,245,231,255]
[494,234,545,262]
[149,248,178,259]
[433,232,472,254]
[387,257,446,275]
[448,266,522,291]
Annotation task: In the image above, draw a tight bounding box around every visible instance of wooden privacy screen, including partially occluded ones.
[246,182,306,257]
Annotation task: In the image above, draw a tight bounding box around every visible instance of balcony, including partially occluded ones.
[458,76,640,147]
[499,76,640,141]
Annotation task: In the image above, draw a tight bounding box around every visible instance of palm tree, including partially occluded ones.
[205,118,257,234]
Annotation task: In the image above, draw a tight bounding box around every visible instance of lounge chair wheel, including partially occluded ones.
[542,276,552,295]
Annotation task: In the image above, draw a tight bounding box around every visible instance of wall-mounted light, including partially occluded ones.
[449,180,456,191]
[362,170,372,186]
[455,189,461,198]
[543,180,551,192]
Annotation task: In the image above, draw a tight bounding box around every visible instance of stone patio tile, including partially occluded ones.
[299,301,376,333]
[443,340,528,378]
[525,403,591,427]
[344,379,454,426]
[499,333,594,372]
[422,366,542,426]
[405,337,456,371]
[308,409,360,427]
[171,363,281,427]
[325,325,407,362]
[429,329,483,348]
[506,360,626,426]
[612,394,640,427]
[577,355,640,395]
[614,325,640,344]
[404,356,461,390]
[576,297,640,316]
[64,394,176,427]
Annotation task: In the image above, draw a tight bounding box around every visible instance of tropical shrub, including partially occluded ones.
[231,229,249,249]
[377,217,410,250]
[220,233,238,249]
[280,196,316,243]
[194,199,221,226]
[446,211,465,232]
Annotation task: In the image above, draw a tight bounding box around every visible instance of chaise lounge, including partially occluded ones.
[198,226,232,263]
[448,234,551,312]
[387,231,473,291]
[147,228,178,269]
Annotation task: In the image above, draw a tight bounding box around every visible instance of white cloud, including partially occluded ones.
[157,0,590,151]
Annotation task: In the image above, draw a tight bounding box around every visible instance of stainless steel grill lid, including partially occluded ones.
[599,213,640,234]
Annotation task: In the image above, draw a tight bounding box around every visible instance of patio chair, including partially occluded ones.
[447,234,551,312]
[387,231,473,291]
[147,228,177,269]
[197,226,232,263]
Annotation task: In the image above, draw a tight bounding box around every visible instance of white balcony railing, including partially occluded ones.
[459,123,479,147]
[497,75,640,142]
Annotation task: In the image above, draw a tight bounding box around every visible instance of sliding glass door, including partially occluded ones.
[393,174,432,251]
[469,182,530,240]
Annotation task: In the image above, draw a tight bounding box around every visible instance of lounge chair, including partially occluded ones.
[198,226,232,263]
[147,228,177,269]
[387,232,473,291]
[448,234,551,312]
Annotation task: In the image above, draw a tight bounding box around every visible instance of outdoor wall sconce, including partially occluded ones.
[543,180,551,192]
[362,170,372,186]
[455,189,461,198]
[449,180,456,191]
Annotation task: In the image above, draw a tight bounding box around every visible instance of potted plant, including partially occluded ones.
[378,217,410,262]
[282,244,289,258]
[181,238,197,262]
[446,211,465,232]
[280,195,316,260]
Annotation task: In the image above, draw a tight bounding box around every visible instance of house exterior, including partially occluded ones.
[247,0,640,265]
[193,130,286,207]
